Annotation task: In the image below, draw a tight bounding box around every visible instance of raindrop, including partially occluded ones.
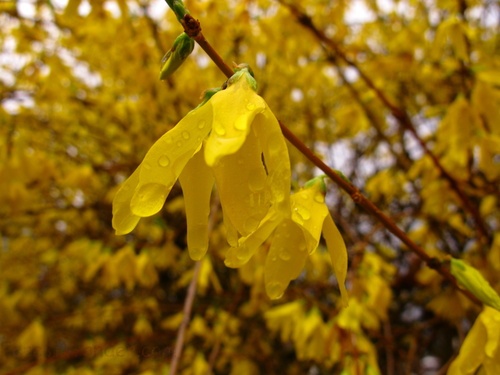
[278,249,291,261]
[235,245,250,262]
[182,131,190,140]
[234,118,247,131]
[214,122,226,136]
[244,217,260,233]
[295,206,311,221]
[198,120,206,129]
[248,171,266,192]
[143,162,152,170]
[158,155,170,167]
[246,102,256,111]
[266,281,284,299]
[314,194,325,204]
[189,247,207,261]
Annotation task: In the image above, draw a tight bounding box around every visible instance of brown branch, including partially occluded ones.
[164,6,482,307]
[279,1,491,246]
[169,195,220,374]
[169,260,202,375]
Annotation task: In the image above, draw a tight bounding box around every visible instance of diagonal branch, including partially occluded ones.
[163,8,482,306]
[279,1,491,246]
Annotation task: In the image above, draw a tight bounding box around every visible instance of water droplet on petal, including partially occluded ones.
[132,183,169,216]
[266,281,285,299]
[143,162,152,170]
[246,102,256,111]
[244,217,260,233]
[214,122,226,136]
[235,245,250,262]
[234,118,247,131]
[189,247,207,261]
[248,170,266,192]
[182,131,190,140]
[158,155,170,167]
[278,249,291,261]
[198,120,206,129]
[314,194,325,203]
[295,206,311,221]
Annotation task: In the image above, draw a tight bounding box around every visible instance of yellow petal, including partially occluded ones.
[448,308,488,375]
[254,108,292,211]
[264,219,308,299]
[224,208,281,268]
[179,147,214,260]
[323,214,349,306]
[112,167,141,235]
[291,181,328,253]
[204,74,267,166]
[130,102,213,217]
[212,128,270,237]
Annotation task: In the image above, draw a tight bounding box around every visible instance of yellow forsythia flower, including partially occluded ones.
[112,68,290,261]
[226,176,348,303]
[448,306,500,375]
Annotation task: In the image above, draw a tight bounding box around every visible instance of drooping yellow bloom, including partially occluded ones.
[112,68,291,260]
[225,177,348,303]
[448,306,500,375]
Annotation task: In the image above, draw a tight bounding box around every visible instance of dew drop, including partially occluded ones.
[235,245,250,262]
[246,102,256,111]
[198,120,206,129]
[266,281,285,299]
[131,183,168,216]
[295,206,311,221]
[158,155,170,167]
[278,249,291,261]
[176,141,183,147]
[143,162,152,170]
[234,118,247,131]
[314,194,325,203]
[248,171,266,192]
[182,131,190,140]
[189,246,207,261]
[214,122,226,136]
[244,217,260,233]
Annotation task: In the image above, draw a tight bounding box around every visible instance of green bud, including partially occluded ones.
[159,32,194,80]
[194,87,222,109]
[304,175,327,194]
[165,0,188,21]
[226,66,258,91]
[450,258,500,311]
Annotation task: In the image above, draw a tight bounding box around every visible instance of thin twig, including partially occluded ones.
[169,260,202,375]
[169,196,220,374]
[279,0,491,246]
[163,3,482,307]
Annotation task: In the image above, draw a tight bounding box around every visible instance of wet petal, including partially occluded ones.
[254,108,292,212]
[179,148,214,260]
[291,181,328,253]
[112,167,141,235]
[323,214,349,306]
[264,219,308,299]
[130,102,213,217]
[204,73,267,166]
[224,208,281,268]
[213,128,270,237]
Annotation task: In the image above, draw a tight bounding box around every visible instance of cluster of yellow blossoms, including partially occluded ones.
[112,68,347,302]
